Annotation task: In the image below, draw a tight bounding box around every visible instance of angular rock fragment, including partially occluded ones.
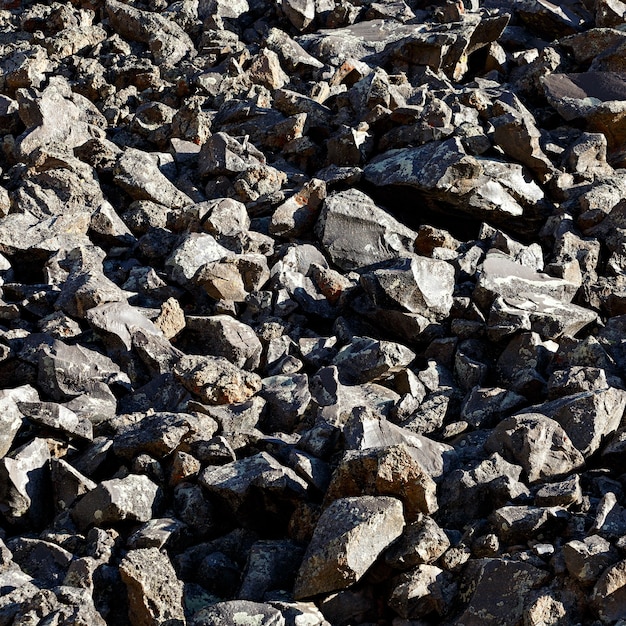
[174,354,261,405]
[119,547,185,626]
[71,474,159,531]
[484,413,585,483]
[294,496,404,599]
[315,189,416,271]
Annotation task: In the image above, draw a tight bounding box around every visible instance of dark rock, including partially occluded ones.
[71,474,160,531]
[293,495,404,599]
[190,600,285,626]
[119,547,185,626]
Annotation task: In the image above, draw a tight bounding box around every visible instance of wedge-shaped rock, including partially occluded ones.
[294,496,404,599]
[36,339,130,401]
[113,148,193,209]
[360,255,455,320]
[518,388,626,457]
[174,354,261,405]
[18,401,92,441]
[71,474,159,531]
[484,413,585,484]
[324,445,437,519]
[120,547,185,626]
[315,189,416,271]
[593,559,626,622]
[0,438,50,528]
[85,301,163,353]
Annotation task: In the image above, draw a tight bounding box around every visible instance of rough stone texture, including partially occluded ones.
[119,547,185,626]
[293,496,404,599]
[3,0,626,622]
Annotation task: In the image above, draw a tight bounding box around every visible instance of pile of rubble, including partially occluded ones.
[3,0,626,623]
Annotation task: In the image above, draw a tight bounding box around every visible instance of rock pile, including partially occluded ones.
[2,0,626,623]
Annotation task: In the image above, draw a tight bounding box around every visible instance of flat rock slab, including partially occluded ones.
[190,600,285,626]
[294,495,404,599]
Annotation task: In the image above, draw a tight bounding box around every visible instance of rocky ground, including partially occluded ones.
[2,0,626,624]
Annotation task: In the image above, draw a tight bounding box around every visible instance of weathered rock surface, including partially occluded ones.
[1,0,626,622]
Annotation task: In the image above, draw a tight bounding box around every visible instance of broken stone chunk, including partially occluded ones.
[294,495,404,599]
[174,354,262,404]
[71,474,159,531]
[119,547,185,626]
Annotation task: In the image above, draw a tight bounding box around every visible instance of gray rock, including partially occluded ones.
[238,539,304,600]
[18,401,92,441]
[36,338,130,401]
[174,353,262,404]
[388,564,455,619]
[6,537,72,588]
[315,188,417,271]
[71,474,159,531]
[385,514,451,570]
[106,0,195,65]
[331,336,415,384]
[490,504,566,544]
[85,301,163,353]
[294,495,404,598]
[185,315,262,370]
[360,254,455,320]
[260,374,311,433]
[120,547,185,626]
[543,72,626,150]
[190,600,285,626]
[198,132,265,177]
[517,388,626,457]
[16,76,106,157]
[199,452,308,522]
[0,437,51,528]
[484,413,585,483]
[50,458,97,512]
[456,558,549,626]
[592,559,626,622]
[113,148,193,209]
[563,535,619,584]
[111,412,204,460]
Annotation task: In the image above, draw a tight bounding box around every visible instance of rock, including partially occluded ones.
[0,437,51,528]
[388,564,455,619]
[484,413,585,483]
[456,558,550,625]
[593,559,626,622]
[106,0,195,66]
[190,600,285,626]
[563,535,619,584]
[260,374,311,433]
[71,474,159,531]
[323,444,438,519]
[517,388,626,457]
[385,514,451,570]
[331,336,415,384]
[119,547,185,626]
[293,495,404,599]
[184,315,262,370]
[113,148,193,209]
[315,188,417,271]
[174,354,262,404]
[199,452,308,528]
